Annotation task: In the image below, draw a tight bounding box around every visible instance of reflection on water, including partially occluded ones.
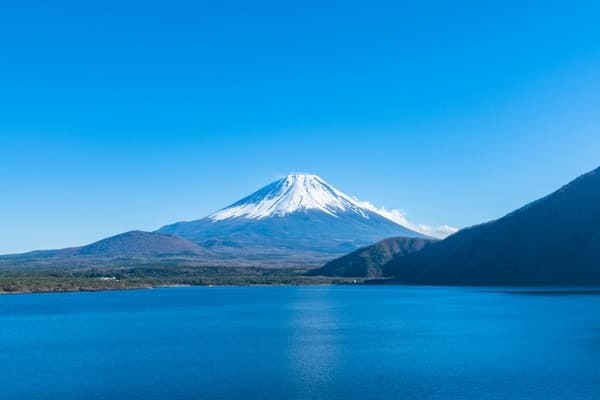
[287,288,339,394]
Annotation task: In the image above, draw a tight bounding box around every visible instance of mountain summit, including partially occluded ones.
[211,173,388,221]
[158,173,427,265]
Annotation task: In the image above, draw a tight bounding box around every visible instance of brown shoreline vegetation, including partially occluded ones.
[0,265,358,294]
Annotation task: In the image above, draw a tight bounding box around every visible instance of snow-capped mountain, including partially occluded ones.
[157,174,429,264]
[210,174,383,221]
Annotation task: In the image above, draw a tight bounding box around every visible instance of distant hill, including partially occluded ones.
[0,230,336,268]
[308,237,437,278]
[75,231,209,257]
[384,166,600,286]
[1,231,212,264]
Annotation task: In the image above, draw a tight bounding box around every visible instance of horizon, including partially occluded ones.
[2,1,600,253]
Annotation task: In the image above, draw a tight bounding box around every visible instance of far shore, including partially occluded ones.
[0,265,360,295]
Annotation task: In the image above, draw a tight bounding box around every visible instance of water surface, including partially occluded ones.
[1,286,599,399]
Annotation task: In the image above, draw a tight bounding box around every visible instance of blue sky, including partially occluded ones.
[1,0,599,253]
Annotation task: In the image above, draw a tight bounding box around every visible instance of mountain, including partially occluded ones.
[1,174,429,269]
[308,236,437,278]
[75,231,209,257]
[383,166,600,286]
[158,174,428,264]
[2,231,212,264]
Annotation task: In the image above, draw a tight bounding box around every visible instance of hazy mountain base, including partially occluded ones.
[0,263,355,294]
[158,209,425,255]
[0,230,341,270]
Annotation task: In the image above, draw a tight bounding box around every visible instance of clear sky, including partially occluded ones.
[1,0,599,253]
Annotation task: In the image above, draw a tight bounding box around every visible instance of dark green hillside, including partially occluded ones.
[385,166,600,286]
[308,237,437,278]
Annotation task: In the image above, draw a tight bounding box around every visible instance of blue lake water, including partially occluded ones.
[1,286,600,399]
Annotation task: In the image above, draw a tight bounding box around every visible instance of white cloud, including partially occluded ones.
[357,201,459,239]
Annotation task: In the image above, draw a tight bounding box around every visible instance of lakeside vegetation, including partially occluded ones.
[0,265,356,294]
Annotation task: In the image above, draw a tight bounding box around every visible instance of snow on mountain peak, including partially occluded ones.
[209,173,372,221]
[206,173,458,239]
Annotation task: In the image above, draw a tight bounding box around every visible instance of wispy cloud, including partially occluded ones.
[357,201,459,239]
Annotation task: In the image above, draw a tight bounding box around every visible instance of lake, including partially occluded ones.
[1,286,599,399]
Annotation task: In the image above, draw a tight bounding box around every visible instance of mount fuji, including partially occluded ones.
[157,174,429,264]
[0,174,435,269]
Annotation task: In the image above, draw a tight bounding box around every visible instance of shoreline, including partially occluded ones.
[0,276,355,296]
[0,282,345,296]
[0,264,351,295]
[4,280,600,296]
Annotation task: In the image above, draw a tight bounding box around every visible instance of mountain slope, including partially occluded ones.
[158,174,428,259]
[2,231,211,262]
[209,173,376,220]
[2,174,436,269]
[308,236,437,278]
[384,166,600,286]
[75,231,209,257]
